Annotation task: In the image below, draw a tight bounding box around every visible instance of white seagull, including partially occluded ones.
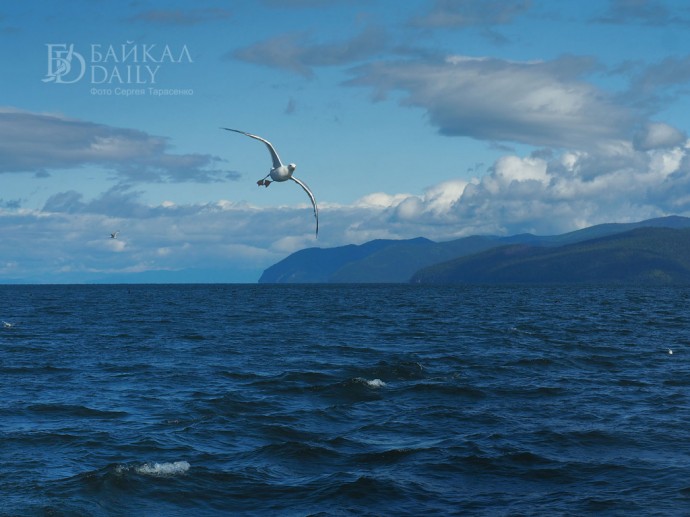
[222,128,319,237]
[110,231,119,239]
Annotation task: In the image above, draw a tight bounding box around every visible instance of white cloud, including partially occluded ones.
[421,179,468,216]
[0,108,238,183]
[481,144,687,232]
[493,155,548,184]
[354,192,412,208]
[85,237,126,253]
[395,196,424,221]
[339,139,690,239]
[347,55,632,149]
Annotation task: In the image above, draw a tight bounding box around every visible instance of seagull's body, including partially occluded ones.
[222,128,318,236]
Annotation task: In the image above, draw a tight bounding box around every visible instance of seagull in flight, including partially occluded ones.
[222,128,319,237]
[110,231,119,239]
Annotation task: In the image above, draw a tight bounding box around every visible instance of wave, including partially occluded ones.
[130,461,191,477]
[38,460,192,513]
[353,377,386,388]
[313,377,388,403]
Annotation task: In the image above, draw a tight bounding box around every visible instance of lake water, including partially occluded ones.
[1,284,689,515]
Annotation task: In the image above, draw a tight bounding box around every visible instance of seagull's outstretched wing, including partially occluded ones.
[222,128,283,169]
[291,176,319,237]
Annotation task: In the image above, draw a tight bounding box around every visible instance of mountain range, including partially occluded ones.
[259,215,690,284]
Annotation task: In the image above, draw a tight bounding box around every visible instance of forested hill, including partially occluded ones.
[411,226,690,285]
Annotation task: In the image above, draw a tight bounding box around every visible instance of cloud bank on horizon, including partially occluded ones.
[1,0,690,282]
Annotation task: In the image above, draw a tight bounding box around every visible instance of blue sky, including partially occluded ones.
[1,0,690,283]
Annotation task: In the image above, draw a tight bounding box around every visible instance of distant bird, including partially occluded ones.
[669,349,674,355]
[222,128,319,237]
[110,231,119,239]
[3,321,13,328]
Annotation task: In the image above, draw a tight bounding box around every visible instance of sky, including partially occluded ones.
[1,0,690,283]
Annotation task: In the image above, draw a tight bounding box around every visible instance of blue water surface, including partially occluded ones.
[1,284,689,515]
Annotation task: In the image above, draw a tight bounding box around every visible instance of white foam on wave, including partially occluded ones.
[135,460,190,477]
[355,377,386,388]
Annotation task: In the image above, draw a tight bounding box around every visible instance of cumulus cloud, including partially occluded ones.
[363,140,690,238]
[0,108,238,183]
[347,55,633,149]
[231,25,387,78]
[416,179,469,217]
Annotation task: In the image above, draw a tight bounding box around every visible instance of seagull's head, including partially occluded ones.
[288,163,296,173]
